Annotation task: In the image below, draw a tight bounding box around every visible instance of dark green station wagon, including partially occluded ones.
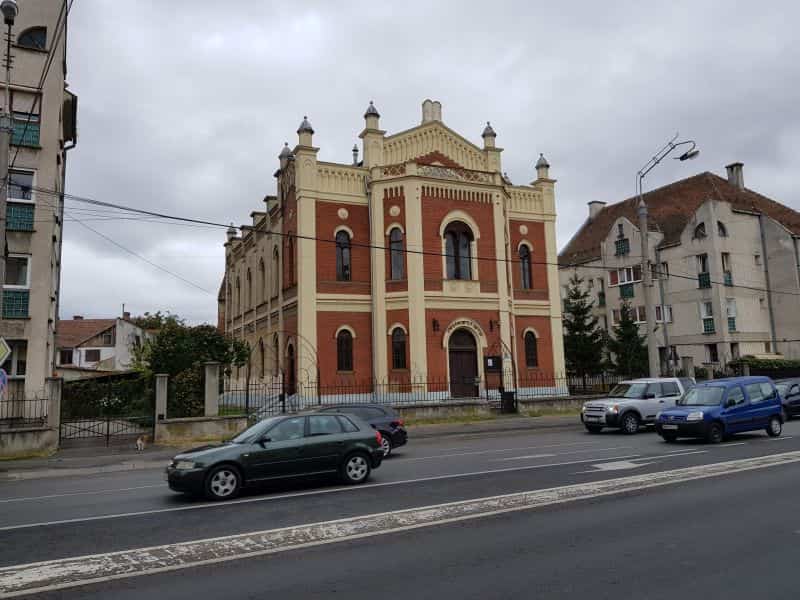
[166,413,384,500]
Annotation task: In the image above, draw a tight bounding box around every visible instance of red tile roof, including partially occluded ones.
[559,172,800,266]
[55,319,116,349]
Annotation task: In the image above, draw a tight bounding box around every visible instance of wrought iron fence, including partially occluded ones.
[0,396,48,429]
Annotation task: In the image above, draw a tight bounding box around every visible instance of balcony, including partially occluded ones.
[2,290,29,318]
[723,271,733,286]
[11,120,40,148]
[6,203,34,231]
[597,291,606,307]
[703,317,715,334]
[698,272,711,289]
[620,284,634,299]
[728,317,736,332]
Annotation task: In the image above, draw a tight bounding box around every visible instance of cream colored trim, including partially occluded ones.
[424,296,499,310]
[513,305,553,317]
[387,322,408,335]
[385,222,406,235]
[316,194,369,205]
[438,209,482,239]
[508,211,556,221]
[385,297,409,311]
[441,318,489,349]
[316,300,371,313]
[317,293,372,301]
[334,324,357,339]
[521,326,541,339]
[517,239,533,252]
[405,182,428,380]
[333,224,355,239]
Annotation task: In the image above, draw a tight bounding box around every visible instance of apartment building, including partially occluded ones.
[0,1,77,398]
[559,163,800,374]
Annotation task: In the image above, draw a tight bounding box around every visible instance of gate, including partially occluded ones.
[59,375,154,447]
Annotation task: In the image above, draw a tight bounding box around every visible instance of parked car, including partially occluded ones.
[655,376,783,443]
[775,378,800,420]
[317,404,408,457]
[166,413,384,500]
[580,377,695,434]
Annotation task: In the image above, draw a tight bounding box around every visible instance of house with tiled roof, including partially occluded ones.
[54,313,151,381]
[559,162,800,374]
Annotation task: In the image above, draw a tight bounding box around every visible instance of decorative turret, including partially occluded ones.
[278,142,293,169]
[297,116,314,146]
[352,144,359,165]
[535,153,550,180]
[226,223,238,242]
[364,100,380,130]
[360,100,386,169]
[482,121,497,149]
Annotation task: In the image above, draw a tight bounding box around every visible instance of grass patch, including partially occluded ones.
[404,414,499,427]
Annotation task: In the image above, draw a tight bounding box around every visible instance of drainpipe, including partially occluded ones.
[655,247,671,375]
[758,213,778,351]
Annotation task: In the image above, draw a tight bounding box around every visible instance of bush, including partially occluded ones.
[694,367,708,380]
[168,368,204,418]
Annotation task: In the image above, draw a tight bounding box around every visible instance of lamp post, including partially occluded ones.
[637,133,699,377]
[0,0,18,321]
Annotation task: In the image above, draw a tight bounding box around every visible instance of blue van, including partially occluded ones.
[655,376,783,443]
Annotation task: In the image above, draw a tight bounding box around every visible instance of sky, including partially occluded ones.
[61,0,800,324]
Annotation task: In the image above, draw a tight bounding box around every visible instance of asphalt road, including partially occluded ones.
[2,421,800,598]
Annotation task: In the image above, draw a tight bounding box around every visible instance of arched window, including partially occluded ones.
[693,222,707,239]
[17,27,46,50]
[391,328,407,370]
[272,247,280,297]
[717,221,728,237]
[524,331,538,367]
[258,259,265,303]
[235,276,241,312]
[258,338,265,378]
[246,268,252,308]
[389,228,404,280]
[337,329,353,371]
[336,230,352,281]
[519,245,532,289]
[286,235,295,287]
[444,221,473,280]
[273,334,280,377]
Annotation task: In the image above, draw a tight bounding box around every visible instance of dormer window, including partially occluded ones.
[717,221,728,237]
[617,223,624,238]
[693,222,707,239]
[17,27,46,51]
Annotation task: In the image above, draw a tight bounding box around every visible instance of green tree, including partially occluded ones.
[562,273,605,378]
[606,301,648,378]
[130,311,183,330]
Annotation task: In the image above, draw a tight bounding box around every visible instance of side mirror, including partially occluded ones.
[259,437,271,447]
[724,399,736,408]
[643,393,656,399]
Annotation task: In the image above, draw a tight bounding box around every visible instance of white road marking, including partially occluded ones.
[767,436,794,441]
[496,454,556,461]
[0,485,164,504]
[584,460,653,471]
[3,450,800,598]
[496,446,632,461]
[718,442,747,447]
[399,440,612,462]
[665,447,699,453]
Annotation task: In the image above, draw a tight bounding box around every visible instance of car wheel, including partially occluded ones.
[620,413,640,435]
[204,464,242,501]
[707,422,724,444]
[662,433,678,443]
[341,453,371,484]
[585,425,603,434]
[380,434,392,458]
[767,415,782,437]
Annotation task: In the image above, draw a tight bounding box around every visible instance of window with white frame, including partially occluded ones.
[8,170,34,201]
[7,340,27,377]
[609,265,642,286]
[726,298,737,332]
[611,309,621,325]
[701,301,715,333]
[635,306,647,323]
[4,255,30,288]
[697,253,709,274]
[655,305,673,323]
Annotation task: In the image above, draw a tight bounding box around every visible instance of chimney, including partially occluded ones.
[588,201,606,220]
[73,315,83,320]
[123,311,131,320]
[421,99,442,124]
[726,162,744,190]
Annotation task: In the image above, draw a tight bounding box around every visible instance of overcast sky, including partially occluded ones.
[61,0,800,324]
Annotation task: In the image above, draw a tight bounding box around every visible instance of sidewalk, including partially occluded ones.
[0,414,579,481]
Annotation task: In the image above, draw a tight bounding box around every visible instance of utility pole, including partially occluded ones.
[0,0,17,322]
[637,199,659,378]
[655,247,671,375]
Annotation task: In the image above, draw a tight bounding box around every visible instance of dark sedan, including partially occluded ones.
[317,404,408,457]
[166,413,384,500]
[777,378,800,420]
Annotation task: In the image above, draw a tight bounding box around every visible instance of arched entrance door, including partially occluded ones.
[449,329,479,398]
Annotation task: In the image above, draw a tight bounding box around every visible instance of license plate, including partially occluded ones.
[585,416,601,422]
[662,424,678,430]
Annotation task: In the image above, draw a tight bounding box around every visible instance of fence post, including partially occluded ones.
[45,377,62,430]
[155,373,169,421]
[204,362,220,417]
[743,363,751,377]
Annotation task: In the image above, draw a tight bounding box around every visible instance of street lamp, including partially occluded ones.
[636,133,700,378]
[0,0,17,25]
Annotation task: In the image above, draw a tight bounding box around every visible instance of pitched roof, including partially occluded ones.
[559,171,800,266]
[56,319,116,349]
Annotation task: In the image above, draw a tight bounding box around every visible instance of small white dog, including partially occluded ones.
[135,436,145,451]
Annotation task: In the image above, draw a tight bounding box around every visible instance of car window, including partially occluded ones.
[308,415,343,436]
[337,416,360,433]
[646,383,662,397]
[661,382,680,396]
[760,382,776,401]
[793,385,800,395]
[266,417,306,442]
[679,378,695,391]
[726,386,745,407]
[344,407,384,420]
[745,383,768,403]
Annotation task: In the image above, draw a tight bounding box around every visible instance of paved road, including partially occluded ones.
[2,421,800,598]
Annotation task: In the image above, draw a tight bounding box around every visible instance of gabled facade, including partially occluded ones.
[559,164,800,374]
[221,100,564,398]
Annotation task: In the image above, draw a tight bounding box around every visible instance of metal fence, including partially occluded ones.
[0,396,48,429]
[221,372,622,419]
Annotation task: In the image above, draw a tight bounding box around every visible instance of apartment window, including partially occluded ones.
[444,221,473,280]
[614,238,630,256]
[5,255,30,288]
[611,309,621,326]
[336,329,353,371]
[335,231,351,281]
[717,221,728,237]
[706,343,719,363]
[701,301,715,333]
[3,255,30,319]
[731,342,740,360]
[258,258,266,303]
[609,271,619,286]
[617,223,624,238]
[694,222,707,239]
[102,331,113,345]
[8,170,33,201]
[391,328,406,370]
[754,253,762,266]
[272,248,279,297]
[17,27,47,50]
[524,331,539,367]
[611,266,642,287]
[246,268,252,308]
[7,341,26,376]
[620,283,635,299]
[389,228,404,280]
[697,254,711,288]
[655,305,673,323]
[635,306,647,323]
[722,253,732,286]
[519,245,532,289]
[726,299,737,332]
[85,349,101,363]
[7,203,34,231]
[59,349,73,365]
[11,111,40,147]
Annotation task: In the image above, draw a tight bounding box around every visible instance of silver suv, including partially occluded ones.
[580,377,695,434]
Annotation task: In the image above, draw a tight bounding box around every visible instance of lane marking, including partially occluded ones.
[665,447,699,453]
[0,485,164,504]
[398,440,614,462]
[767,436,794,441]
[3,450,800,598]
[496,454,556,461]
[717,442,746,448]
[582,460,653,472]
[496,446,632,462]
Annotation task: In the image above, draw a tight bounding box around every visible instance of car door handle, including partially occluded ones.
[659,400,665,403]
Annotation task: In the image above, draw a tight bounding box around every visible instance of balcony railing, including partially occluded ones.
[620,284,634,299]
[6,203,34,231]
[614,238,630,256]
[723,271,733,286]
[11,120,40,147]
[2,289,30,318]
[698,272,711,289]
[728,317,736,332]
[703,317,715,334]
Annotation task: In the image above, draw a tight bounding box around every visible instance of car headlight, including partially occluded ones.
[174,460,197,470]
[686,411,704,422]
[581,405,587,413]
[656,411,662,421]
[607,405,619,414]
